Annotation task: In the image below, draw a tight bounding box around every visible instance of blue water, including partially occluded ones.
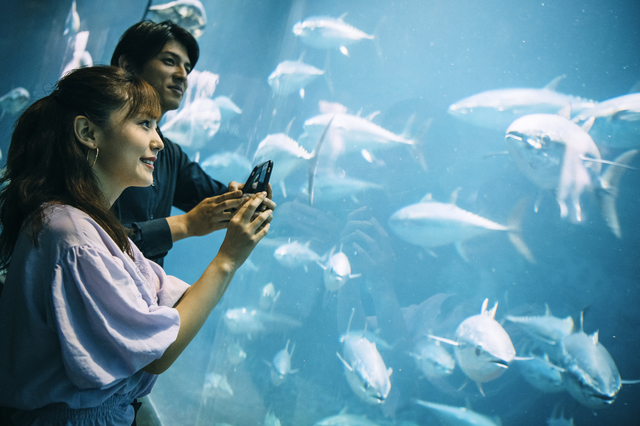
[2,1,639,425]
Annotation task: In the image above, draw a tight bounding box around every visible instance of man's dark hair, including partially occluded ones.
[110,20,199,73]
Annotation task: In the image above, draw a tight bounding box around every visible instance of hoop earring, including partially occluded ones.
[87,148,99,168]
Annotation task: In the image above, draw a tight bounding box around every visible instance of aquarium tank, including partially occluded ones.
[1,0,639,425]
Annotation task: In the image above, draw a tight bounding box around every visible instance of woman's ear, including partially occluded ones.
[74,116,99,150]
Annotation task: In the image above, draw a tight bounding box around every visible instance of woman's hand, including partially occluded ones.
[216,192,273,270]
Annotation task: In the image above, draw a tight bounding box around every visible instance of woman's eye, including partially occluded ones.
[140,120,151,129]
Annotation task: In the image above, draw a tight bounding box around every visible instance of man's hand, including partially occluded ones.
[167,190,244,242]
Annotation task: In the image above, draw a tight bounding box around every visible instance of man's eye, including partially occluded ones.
[163,58,175,65]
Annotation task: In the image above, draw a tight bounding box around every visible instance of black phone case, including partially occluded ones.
[243,160,273,194]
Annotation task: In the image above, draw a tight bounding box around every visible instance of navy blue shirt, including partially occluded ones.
[113,132,227,266]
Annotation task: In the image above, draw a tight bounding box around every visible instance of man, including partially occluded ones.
[110,20,273,266]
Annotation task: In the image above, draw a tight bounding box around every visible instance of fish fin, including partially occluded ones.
[544,74,566,91]
[488,301,499,319]
[349,273,362,279]
[308,115,334,205]
[457,378,470,391]
[597,149,638,238]
[426,334,459,346]
[475,381,486,396]
[336,352,352,371]
[299,88,305,99]
[316,260,327,270]
[290,368,299,374]
[338,12,348,20]
[558,104,571,120]
[263,359,272,368]
[534,190,544,213]
[454,241,469,262]
[621,379,640,384]
[544,303,552,316]
[409,116,432,172]
[303,264,308,273]
[449,187,462,205]
[420,193,433,203]
[387,367,393,377]
[361,149,374,163]
[481,298,489,314]
[591,330,599,345]
[339,46,350,57]
[580,116,595,133]
[507,197,536,263]
[280,180,287,198]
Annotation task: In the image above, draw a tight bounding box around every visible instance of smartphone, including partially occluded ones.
[243,160,273,194]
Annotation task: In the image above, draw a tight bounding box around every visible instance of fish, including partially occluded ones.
[273,240,325,271]
[388,194,534,263]
[213,95,243,122]
[300,111,415,161]
[448,75,597,131]
[292,15,374,56]
[409,338,456,379]
[572,92,640,149]
[259,283,280,311]
[147,0,207,38]
[336,311,392,404]
[200,151,253,186]
[514,351,565,393]
[263,409,282,426]
[63,0,80,36]
[226,341,247,365]
[223,307,302,337]
[0,88,30,119]
[202,372,233,399]
[269,339,298,386]
[268,59,324,98]
[316,245,361,292]
[313,408,380,426]
[298,171,384,203]
[429,299,516,393]
[415,400,500,426]
[61,31,92,77]
[505,304,574,345]
[161,97,221,151]
[505,109,638,237]
[546,405,574,426]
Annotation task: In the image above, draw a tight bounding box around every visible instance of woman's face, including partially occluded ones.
[93,105,163,204]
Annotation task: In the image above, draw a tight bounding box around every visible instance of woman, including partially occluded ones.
[0,66,273,425]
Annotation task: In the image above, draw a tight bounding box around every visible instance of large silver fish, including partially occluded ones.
[337,312,392,404]
[148,0,206,38]
[292,15,373,56]
[430,299,516,393]
[410,338,456,379]
[273,240,324,271]
[505,304,574,345]
[316,245,360,292]
[223,307,302,338]
[448,75,596,131]
[299,171,384,203]
[388,195,534,262]
[61,31,92,78]
[269,339,298,386]
[572,92,640,149]
[268,59,324,98]
[415,400,500,426]
[505,110,637,237]
[0,87,29,119]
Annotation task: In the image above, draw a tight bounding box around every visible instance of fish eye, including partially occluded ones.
[475,345,483,356]
[541,135,551,145]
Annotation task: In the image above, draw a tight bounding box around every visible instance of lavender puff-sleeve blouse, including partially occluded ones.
[0,204,190,425]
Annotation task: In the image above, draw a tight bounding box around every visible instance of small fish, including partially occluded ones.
[223,307,302,337]
[415,400,500,426]
[573,92,640,149]
[317,245,361,292]
[506,109,638,237]
[299,171,384,203]
[505,304,574,345]
[409,338,456,379]
[337,310,392,404]
[148,0,207,38]
[269,339,298,386]
[63,0,80,36]
[259,283,280,311]
[213,95,242,122]
[0,88,30,119]
[61,31,92,77]
[226,341,247,365]
[263,409,281,426]
[292,15,374,56]
[161,97,221,151]
[200,151,252,186]
[273,240,324,271]
[515,351,565,393]
[546,405,574,426]
[268,59,324,97]
[448,75,596,131]
[388,194,534,262]
[203,372,233,399]
[429,299,517,394]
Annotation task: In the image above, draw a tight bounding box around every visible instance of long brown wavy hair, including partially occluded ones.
[0,66,161,270]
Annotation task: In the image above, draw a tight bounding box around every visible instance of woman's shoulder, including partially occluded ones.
[40,204,102,246]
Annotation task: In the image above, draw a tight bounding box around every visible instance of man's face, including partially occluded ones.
[137,40,192,116]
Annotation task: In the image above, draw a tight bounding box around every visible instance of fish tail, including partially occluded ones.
[597,149,638,238]
[507,198,536,263]
[408,117,432,172]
